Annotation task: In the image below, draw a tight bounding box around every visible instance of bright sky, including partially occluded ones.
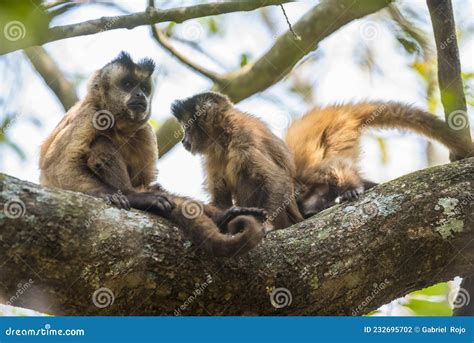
[1,0,473,203]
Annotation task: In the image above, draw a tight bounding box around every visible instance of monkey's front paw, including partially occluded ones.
[151,194,176,212]
[335,187,363,203]
[227,207,268,221]
[107,193,131,210]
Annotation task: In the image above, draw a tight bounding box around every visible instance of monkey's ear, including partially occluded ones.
[87,70,102,94]
[171,100,186,121]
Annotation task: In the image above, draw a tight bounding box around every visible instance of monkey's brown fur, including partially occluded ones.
[285,102,474,217]
[40,53,266,257]
[172,92,303,230]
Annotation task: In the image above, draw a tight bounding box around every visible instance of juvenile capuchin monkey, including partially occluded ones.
[39,52,267,257]
[171,91,304,230]
[285,102,474,217]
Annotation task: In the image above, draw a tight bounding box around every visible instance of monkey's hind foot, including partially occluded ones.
[335,187,364,203]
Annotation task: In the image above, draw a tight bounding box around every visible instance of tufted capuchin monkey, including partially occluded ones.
[39,51,174,213]
[285,102,474,217]
[39,52,267,257]
[171,91,304,230]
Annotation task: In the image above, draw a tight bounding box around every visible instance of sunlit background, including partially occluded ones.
[1,0,473,316]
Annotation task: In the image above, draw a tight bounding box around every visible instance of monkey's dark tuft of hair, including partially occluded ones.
[138,58,156,75]
[110,51,135,70]
[171,99,186,120]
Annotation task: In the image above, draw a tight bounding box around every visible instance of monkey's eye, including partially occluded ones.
[121,78,134,91]
[140,84,150,94]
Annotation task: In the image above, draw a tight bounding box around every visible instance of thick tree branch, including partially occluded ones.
[0,159,472,315]
[427,0,472,148]
[23,46,79,111]
[215,0,393,102]
[0,0,292,55]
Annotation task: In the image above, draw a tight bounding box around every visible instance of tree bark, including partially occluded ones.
[0,159,473,316]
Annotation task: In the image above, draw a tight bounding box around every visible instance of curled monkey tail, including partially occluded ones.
[168,200,266,257]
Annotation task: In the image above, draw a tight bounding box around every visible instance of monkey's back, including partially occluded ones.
[39,100,99,191]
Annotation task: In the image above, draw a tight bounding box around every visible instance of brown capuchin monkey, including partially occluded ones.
[285,102,474,217]
[171,91,304,230]
[39,52,267,257]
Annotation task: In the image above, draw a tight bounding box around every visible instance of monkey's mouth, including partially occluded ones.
[127,101,147,113]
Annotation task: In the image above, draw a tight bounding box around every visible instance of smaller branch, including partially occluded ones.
[1,0,292,55]
[427,0,472,155]
[23,46,78,111]
[150,25,224,83]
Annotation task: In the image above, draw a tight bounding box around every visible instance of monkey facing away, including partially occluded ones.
[40,52,267,257]
[285,102,474,217]
[171,91,304,230]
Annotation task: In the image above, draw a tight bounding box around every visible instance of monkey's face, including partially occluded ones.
[171,92,232,154]
[297,183,337,218]
[93,52,155,129]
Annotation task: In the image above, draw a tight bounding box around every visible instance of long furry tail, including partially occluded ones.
[350,102,474,158]
[171,208,265,258]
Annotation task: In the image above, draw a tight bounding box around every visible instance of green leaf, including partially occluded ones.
[240,53,250,67]
[410,282,449,296]
[207,18,218,34]
[404,299,452,316]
